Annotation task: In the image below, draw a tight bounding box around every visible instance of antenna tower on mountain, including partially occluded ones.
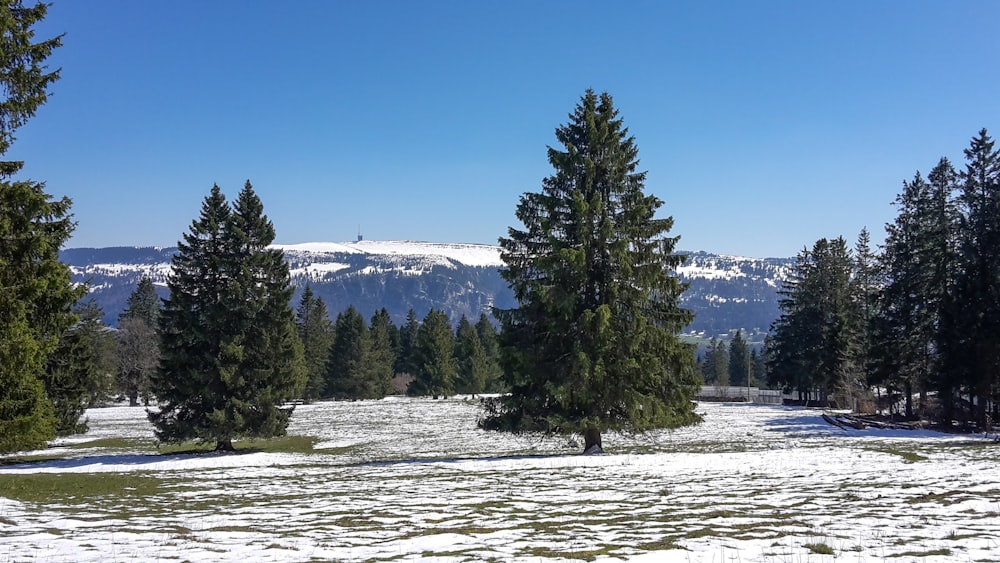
[357,225,363,242]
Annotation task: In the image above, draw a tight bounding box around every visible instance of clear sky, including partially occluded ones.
[9,1,1000,257]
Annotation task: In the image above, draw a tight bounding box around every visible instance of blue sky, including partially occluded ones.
[9,1,1000,257]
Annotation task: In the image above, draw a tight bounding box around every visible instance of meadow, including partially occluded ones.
[1,399,997,562]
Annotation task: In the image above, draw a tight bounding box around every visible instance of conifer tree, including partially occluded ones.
[407,308,456,397]
[0,1,81,451]
[395,308,419,375]
[295,285,334,402]
[701,338,729,386]
[480,90,700,451]
[454,315,489,395]
[44,300,115,434]
[151,183,305,450]
[368,308,397,398]
[728,330,749,387]
[952,129,1000,426]
[325,306,372,399]
[474,313,503,392]
[768,238,854,405]
[117,277,160,406]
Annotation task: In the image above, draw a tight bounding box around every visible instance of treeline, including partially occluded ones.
[296,290,504,401]
[697,330,766,388]
[767,130,1000,428]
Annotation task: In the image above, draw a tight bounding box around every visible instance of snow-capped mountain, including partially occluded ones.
[60,241,792,336]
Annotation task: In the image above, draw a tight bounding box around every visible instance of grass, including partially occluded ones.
[803,542,834,555]
[0,472,164,504]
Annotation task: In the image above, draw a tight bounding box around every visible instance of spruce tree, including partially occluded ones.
[474,313,503,392]
[0,1,80,451]
[701,338,729,387]
[407,308,456,398]
[480,90,700,451]
[295,285,334,402]
[117,277,161,406]
[728,330,749,387]
[454,315,489,395]
[395,308,419,375]
[43,300,115,434]
[768,238,854,405]
[325,306,372,399]
[953,129,1000,426]
[368,308,397,398]
[151,183,305,450]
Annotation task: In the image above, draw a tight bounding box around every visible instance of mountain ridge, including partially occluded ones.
[61,240,793,337]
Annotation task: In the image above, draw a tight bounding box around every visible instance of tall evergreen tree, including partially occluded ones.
[407,308,456,398]
[43,300,115,434]
[295,285,334,402]
[368,308,397,398]
[850,228,880,393]
[454,315,489,395]
[952,129,1000,425]
[0,1,80,452]
[325,306,372,399]
[474,313,503,392]
[117,277,161,406]
[151,183,305,450]
[480,90,700,451]
[768,238,854,405]
[728,330,750,387]
[395,308,419,375]
[700,338,729,386]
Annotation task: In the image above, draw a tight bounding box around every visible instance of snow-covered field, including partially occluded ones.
[1,400,998,562]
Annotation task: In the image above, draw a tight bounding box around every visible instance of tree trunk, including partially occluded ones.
[583,427,602,454]
[904,380,913,419]
[129,392,139,407]
[215,439,235,452]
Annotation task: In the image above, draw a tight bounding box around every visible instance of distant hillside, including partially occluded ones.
[60,241,792,336]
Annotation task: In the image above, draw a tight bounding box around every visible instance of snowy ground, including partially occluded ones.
[1,400,998,562]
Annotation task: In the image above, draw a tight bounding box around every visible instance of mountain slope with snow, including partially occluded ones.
[61,241,792,335]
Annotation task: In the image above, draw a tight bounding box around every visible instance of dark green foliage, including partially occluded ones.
[407,308,456,397]
[116,277,160,406]
[767,238,855,404]
[394,308,419,375]
[700,338,729,386]
[150,182,306,450]
[728,330,749,387]
[295,285,334,402]
[0,1,62,176]
[481,90,700,440]
[43,301,115,435]
[120,276,160,327]
[454,315,488,395]
[368,308,397,398]
[950,129,1000,425]
[0,298,55,451]
[0,0,77,451]
[474,313,503,392]
[325,306,372,399]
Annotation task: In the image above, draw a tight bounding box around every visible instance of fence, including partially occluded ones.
[697,386,784,405]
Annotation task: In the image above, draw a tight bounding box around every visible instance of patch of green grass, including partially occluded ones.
[804,542,834,555]
[638,537,679,551]
[523,546,616,561]
[906,490,966,505]
[0,472,164,504]
[156,435,319,455]
[67,437,153,450]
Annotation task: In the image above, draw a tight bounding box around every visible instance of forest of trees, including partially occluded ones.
[3,1,998,456]
[766,130,1000,429]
